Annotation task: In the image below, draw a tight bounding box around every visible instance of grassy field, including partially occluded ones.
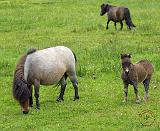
[0,0,160,130]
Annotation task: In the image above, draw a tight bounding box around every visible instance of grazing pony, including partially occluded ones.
[100,3,136,30]
[121,54,154,103]
[13,46,79,114]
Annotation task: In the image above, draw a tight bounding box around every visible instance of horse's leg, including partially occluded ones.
[132,81,141,103]
[143,79,150,101]
[120,21,123,30]
[57,75,67,102]
[114,22,117,30]
[123,83,128,103]
[68,73,79,100]
[34,79,40,110]
[106,20,110,30]
[28,85,33,107]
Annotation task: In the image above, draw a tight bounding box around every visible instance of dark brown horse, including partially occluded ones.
[121,54,154,103]
[100,4,136,30]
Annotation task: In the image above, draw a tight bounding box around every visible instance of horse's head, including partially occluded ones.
[100,4,109,16]
[13,77,30,114]
[121,54,132,75]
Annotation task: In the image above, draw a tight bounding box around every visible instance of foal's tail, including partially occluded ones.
[124,8,136,29]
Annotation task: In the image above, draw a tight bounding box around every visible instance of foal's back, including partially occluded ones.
[134,60,154,82]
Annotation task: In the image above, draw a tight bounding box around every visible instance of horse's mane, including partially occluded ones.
[13,49,36,103]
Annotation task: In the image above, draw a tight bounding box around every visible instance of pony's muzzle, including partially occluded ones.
[21,100,29,114]
[125,68,129,75]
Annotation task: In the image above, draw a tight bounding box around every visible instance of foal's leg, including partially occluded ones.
[120,21,123,30]
[106,20,110,30]
[123,83,128,103]
[28,85,33,107]
[143,79,150,101]
[114,22,117,30]
[34,79,40,110]
[57,75,67,102]
[132,81,141,103]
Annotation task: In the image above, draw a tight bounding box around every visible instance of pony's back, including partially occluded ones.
[24,46,76,85]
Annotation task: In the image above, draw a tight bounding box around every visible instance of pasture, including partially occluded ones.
[0,0,160,130]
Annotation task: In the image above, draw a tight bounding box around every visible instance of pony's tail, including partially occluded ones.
[72,51,77,63]
[124,8,136,29]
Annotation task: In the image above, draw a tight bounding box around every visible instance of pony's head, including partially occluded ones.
[100,4,110,16]
[121,54,132,75]
[13,55,31,114]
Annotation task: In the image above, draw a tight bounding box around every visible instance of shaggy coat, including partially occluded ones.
[13,46,79,114]
[121,54,154,103]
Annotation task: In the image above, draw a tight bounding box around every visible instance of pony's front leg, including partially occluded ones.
[114,22,117,30]
[133,81,141,103]
[106,20,110,30]
[34,79,40,110]
[57,76,67,102]
[28,85,33,107]
[123,83,128,103]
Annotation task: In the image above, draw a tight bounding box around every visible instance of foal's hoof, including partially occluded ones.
[56,98,64,102]
[73,96,79,101]
[122,99,127,103]
[135,99,141,104]
[23,111,29,114]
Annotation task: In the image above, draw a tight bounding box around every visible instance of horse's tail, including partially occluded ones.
[13,48,37,103]
[124,8,136,29]
[72,51,77,63]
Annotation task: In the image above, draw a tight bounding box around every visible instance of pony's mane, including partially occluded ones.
[13,49,36,103]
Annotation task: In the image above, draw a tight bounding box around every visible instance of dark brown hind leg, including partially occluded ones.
[132,81,141,103]
[28,85,33,107]
[120,21,123,30]
[57,74,67,102]
[106,20,110,30]
[114,22,117,30]
[34,79,40,110]
[143,79,150,102]
[123,82,128,103]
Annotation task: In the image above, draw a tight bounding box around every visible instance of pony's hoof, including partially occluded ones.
[29,105,33,107]
[122,99,127,103]
[56,98,64,102]
[36,108,40,112]
[73,96,79,101]
[135,99,141,104]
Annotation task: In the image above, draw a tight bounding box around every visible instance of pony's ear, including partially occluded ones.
[120,54,124,59]
[101,3,105,7]
[128,54,131,58]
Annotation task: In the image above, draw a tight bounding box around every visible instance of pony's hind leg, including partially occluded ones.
[34,79,40,110]
[57,74,67,102]
[68,73,79,101]
[143,79,150,101]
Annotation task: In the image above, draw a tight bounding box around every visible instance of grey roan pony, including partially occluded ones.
[121,54,154,103]
[100,3,136,30]
[13,46,79,114]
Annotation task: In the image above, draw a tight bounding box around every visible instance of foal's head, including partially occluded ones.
[121,54,132,75]
[100,4,110,16]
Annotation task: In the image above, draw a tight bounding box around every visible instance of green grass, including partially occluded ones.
[0,0,160,130]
